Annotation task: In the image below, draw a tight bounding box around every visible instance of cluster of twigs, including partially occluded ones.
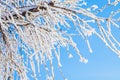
[0,0,120,80]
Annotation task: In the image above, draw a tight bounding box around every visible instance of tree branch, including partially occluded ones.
[1,1,77,21]
[0,24,7,44]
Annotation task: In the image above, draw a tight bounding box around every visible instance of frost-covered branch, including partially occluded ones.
[0,0,120,80]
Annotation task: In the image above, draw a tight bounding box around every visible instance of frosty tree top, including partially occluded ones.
[0,0,120,80]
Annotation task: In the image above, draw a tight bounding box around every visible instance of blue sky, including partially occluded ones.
[58,35,120,80]
[51,0,120,80]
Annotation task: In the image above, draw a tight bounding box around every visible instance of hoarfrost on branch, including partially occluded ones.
[0,0,120,80]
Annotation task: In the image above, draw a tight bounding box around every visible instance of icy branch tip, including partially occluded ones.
[68,54,73,59]
[80,58,88,64]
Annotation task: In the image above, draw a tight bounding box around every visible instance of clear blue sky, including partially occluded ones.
[51,0,120,80]
[56,35,120,80]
